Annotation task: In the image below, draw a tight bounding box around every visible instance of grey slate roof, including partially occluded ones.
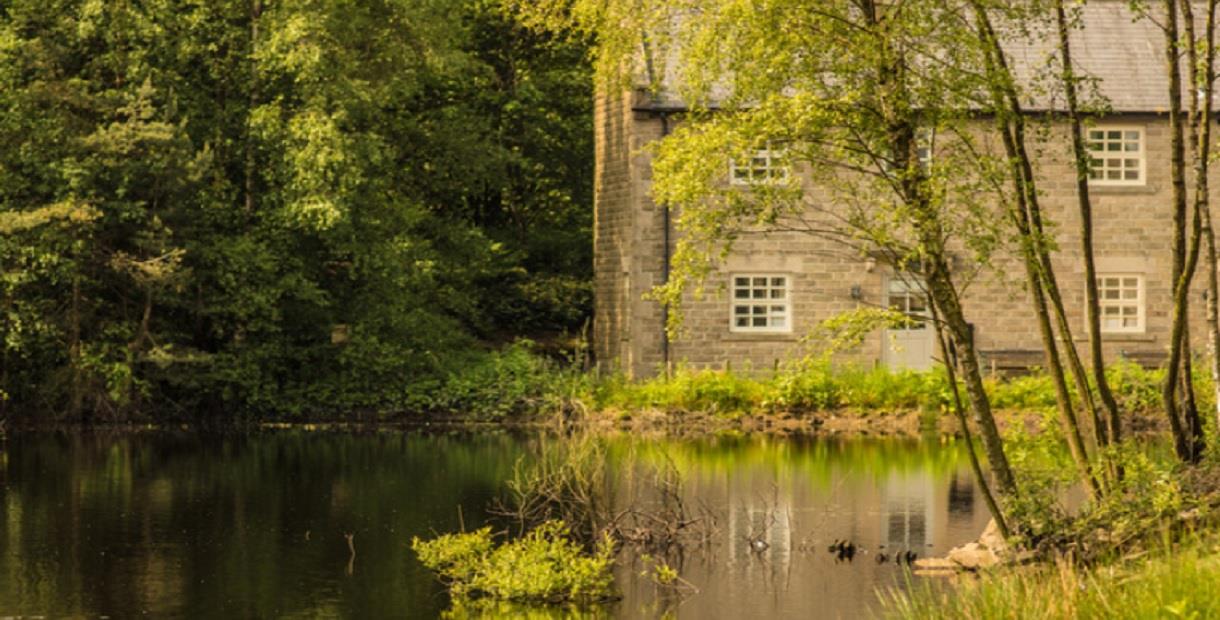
[641,2,1183,114]
[1007,2,1171,113]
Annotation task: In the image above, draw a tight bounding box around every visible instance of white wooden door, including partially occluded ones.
[883,274,936,371]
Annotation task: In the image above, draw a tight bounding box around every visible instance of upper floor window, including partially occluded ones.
[1087,127,1144,185]
[730,146,789,186]
[731,274,791,332]
[1096,274,1144,333]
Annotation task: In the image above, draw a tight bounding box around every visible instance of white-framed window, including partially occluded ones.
[887,275,929,330]
[729,145,789,186]
[730,274,791,332]
[1087,127,1145,185]
[1096,274,1144,333]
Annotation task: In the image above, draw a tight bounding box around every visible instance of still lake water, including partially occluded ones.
[0,430,990,618]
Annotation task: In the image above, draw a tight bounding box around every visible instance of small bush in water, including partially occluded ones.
[412,521,616,604]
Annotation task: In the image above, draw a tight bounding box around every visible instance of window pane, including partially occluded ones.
[753,277,767,287]
[771,289,785,299]
[1125,170,1139,180]
[772,317,786,327]
[735,305,749,315]
[736,317,749,327]
[1108,131,1122,140]
[771,305,785,313]
[1125,131,1140,141]
[753,317,766,327]
[735,289,749,298]
[1123,277,1138,288]
[771,277,785,287]
[753,289,765,298]
[735,277,749,286]
[753,306,765,314]
[1104,306,1119,315]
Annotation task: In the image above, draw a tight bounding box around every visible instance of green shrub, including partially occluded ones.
[594,366,766,417]
[426,342,589,420]
[412,521,616,604]
[991,372,1059,410]
[1106,360,1164,413]
[770,361,841,411]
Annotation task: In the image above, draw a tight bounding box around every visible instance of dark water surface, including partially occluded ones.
[0,430,989,618]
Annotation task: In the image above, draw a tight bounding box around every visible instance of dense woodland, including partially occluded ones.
[0,0,592,420]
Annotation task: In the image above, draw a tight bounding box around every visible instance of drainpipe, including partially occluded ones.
[659,111,672,376]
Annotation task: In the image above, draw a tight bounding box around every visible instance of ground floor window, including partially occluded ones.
[731,274,791,332]
[1096,274,1144,333]
[887,275,928,329]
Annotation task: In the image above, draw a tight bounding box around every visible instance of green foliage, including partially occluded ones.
[0,0,592,420]
[989,373,1059,411]
[596,367,766,417]
[411,521,616,604]
[427,342,590,420]
[1106,359,1167,413]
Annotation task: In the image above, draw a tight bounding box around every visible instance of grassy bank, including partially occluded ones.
[885,536,1220,619]
[424,342,1187,424]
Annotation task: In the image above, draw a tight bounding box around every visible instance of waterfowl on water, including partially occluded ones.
[830,539,856,562]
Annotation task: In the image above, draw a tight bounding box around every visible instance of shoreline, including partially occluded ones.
[0,407,1169,438]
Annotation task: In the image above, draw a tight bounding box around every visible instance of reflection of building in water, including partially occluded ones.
[882,472,933,549]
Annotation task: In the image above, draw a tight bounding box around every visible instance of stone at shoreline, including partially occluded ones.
[916,519,1009,575]
[913,557,959,570]
[978,519,1009,555]
[947,541,1000,570]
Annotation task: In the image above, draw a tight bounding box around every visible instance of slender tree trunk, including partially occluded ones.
[970,4,1098,494]
[1055,0,1122,446]
[924,258,1019,497]
[1000,42,1104,456]
[1180,322,1205,454]
[1160,0,1199,461]
[930,301,1009,538]
[867,0,1017,496]
[1181,0,1220,441]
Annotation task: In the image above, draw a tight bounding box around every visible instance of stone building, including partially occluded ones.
[594,3,1213,378]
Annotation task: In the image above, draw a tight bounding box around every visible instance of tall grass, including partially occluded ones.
[589,359,1198,418]
[884,537,1220,619]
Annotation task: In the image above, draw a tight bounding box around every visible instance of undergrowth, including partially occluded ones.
[885,535,1220,619]
[411,521,616,605]
[419,343,1200,422]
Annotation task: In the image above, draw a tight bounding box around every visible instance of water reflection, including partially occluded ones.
[0,431,990,619]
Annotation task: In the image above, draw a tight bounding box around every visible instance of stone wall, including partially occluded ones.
[595,98,1209,378]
